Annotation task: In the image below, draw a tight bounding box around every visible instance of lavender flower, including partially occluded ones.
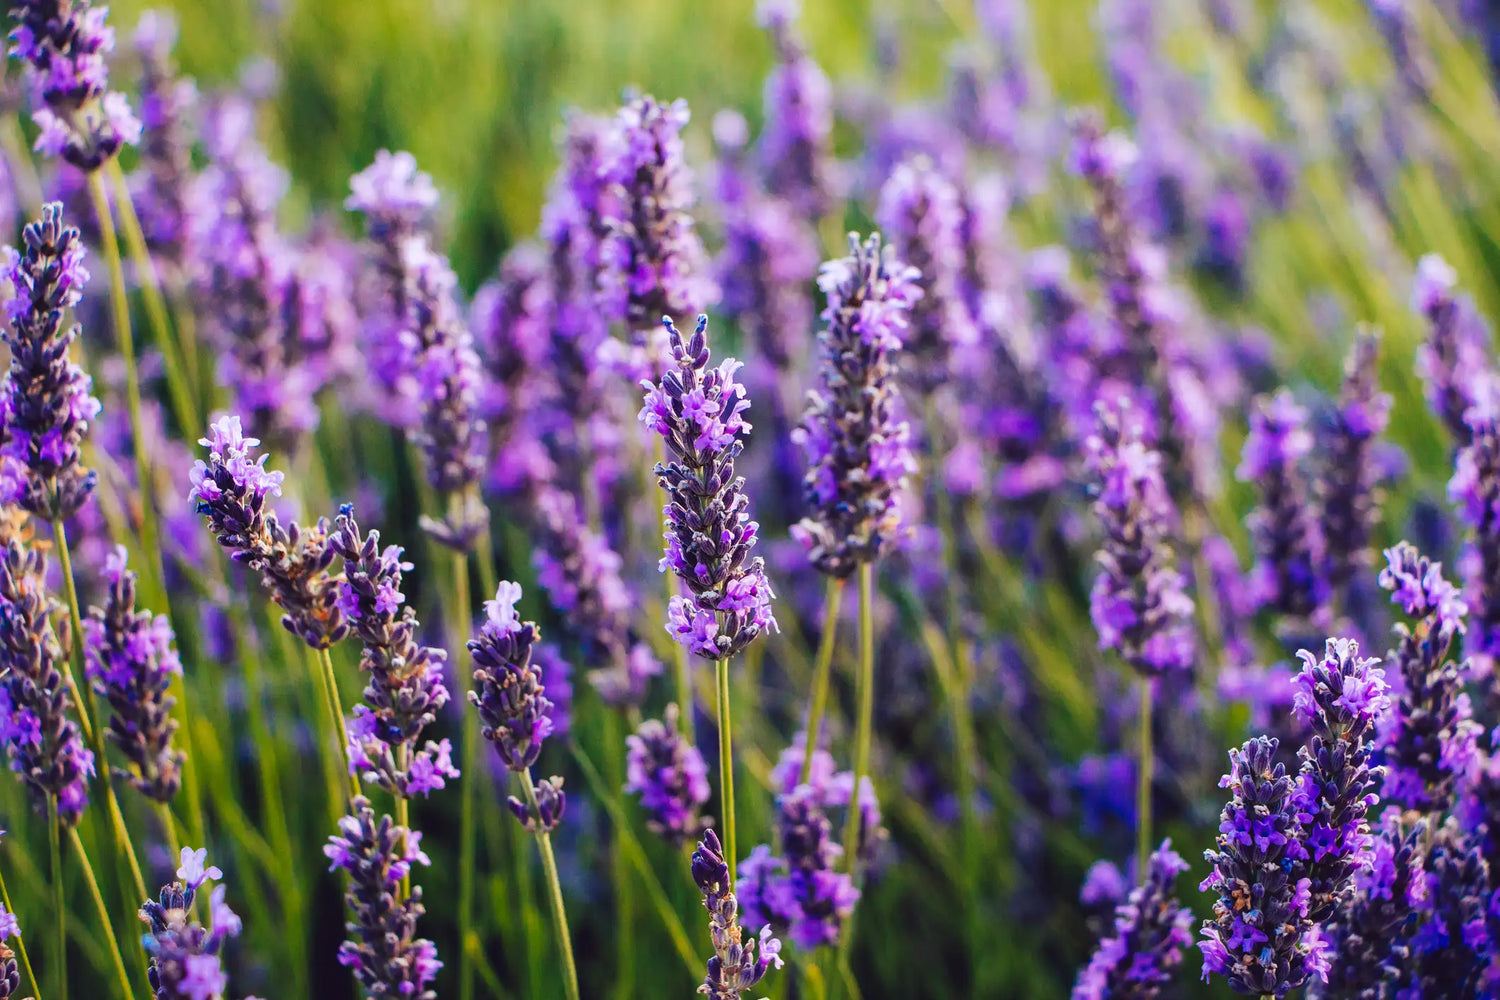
[691,829,783,999]
[470,241,551,495]
[1,203,101,520]
[325,796,441,1000]
[791,233,919,578]
[508,775,566,834]
[84,545,182,802]
[130,10,198,285]
[139,851,243,1000]
[640,315,777,659]
[1198,736,1319,997]
[1377,542,1481,812]
[874,156,977,394]
[1405,820,1492,997]
[0,536,92,823]
[1318,332,1391,598]
[0,900,20,1000]
[1085,398,1194,677]
[9,0,141,170]
[189,416,347,649]
[738,783,859,951]
[1289,638,1389,923]
[624,704,712,846]
[755,0,836,218]
[1450,386,1500,664]
[1413,253,1494,445]
[599,95,716,340]
[1240,390,1327,620]
[331,506,457,799]
[1071,840,1192,1000]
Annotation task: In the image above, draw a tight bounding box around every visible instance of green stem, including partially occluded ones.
[800,577,846,784]
[1137,678,1154,878]
[521,770,581,1000]
[316,647,356,802]
[396,746,411,902]
[47,798,64,1000]
[0,863,41,1000]
[714,657,737,882]
[834,563,877,991]
[66,827,137,1000]
[154,801,180,862]
[455,541,478,1000]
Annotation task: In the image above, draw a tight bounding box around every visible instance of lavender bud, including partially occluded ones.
[640,315,777,659]
[508,774,565,834]
[1317,332,1391,597]
[84,545,183,803]
[466,581,553,773]
[0,900,20,999]
[1450,387,1500,665]
[791,233,920,578]
[1412,253,1494,445]
[1071,841,1192,1000]
[1,203,101,521]
[1240,390,1327,621]
[624,704,712,846]
[755,0,836,219]
[1405,820,1492,997]
[691,829,783,999]
[130,10,198,285]
[738,783,859,951]
[140,850,241,1000]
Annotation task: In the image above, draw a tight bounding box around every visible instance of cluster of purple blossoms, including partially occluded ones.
[189,416,348,649]
[791,233,920,578]
[1,203,102,521]
[1412,254,1494,445]
[1405,819,1493,996]
[755,0,836,219]
[325,796,441,1000]
[640,316,777,660]
[1071,841,1192,1000]
[1085,398,1194,677]
[691,829,783,999]
[130,9,199,286]
[331,506,457,799]
[0,536,92,823]
[1376,542,1481,812]
[874,156,978,395]
[1317,332,1392,600]
[140,849,243,1000]
[1240,390,1328,621]
[467,582,567,833]
[1450,383,1500,665]
[9,0,140,170]
[624,704,712,846]
[0,900,19,999]
[599,95,717,343]
[738,785,859,951]
[84,545,183,802]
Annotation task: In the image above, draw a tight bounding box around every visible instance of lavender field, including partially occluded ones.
[0,0,1497,998]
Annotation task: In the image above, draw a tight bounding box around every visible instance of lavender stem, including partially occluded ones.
[521,768,581,1000]
[0,868,40,1000]
[800,576,846,785]
[315,647,356,802]
[154,800,181,862]
[65,827,135,1000]
[454,541,478,1000]
[396,743,411,901]
[716,657,738,883]
[1136,677,1153,879]
[46,797,62,1000]
[834,562,878,993]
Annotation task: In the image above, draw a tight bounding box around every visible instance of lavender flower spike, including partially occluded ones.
[1085,398,1194,677]
[691,829,783,999]
[737,782,859,950]
[1413,253,1493,445]
[9,0,141,170]
[0,537,93,824]
[0,899,21,999]
[140,849,245,1000]
[640,315,777,659]
[1318,332,1391,598]
[624,704,712,846]
[84,545,183,803]
[325,796,441,1000]
[1450,384,1500,665]
[1240,389,1327,621]
[791,233,920,578]
[756,0,836,218]
[1071,840,1192,1000]
[1,203,102,521]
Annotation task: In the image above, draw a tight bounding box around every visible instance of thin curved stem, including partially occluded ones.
[840,563,875,873]
[315,648,356,802]
[395,745,411,901]
[154,801,181,863]
[800,577,846,784]
[1137,677,1154,878]
[521,769,581,1000]
[454,540,478,1000]
[715,657,736,882]
[67,827,138,1000]
[0,864,41,1000]
[46,798,64,1000]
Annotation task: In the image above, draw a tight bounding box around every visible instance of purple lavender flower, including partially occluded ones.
[324,796,441,1000]
[1085,398,1194,677]
[1289,638,1389,923]
[691,829,783,999]
[1240,390,1328,620]
[330,506,456,799]
[791,233,919,578]
[1377,542,1482,812]
[1413,253,1494,445]
[508,775,566,834]
[0,536,92,823]
[624,704,712,846]
[1405,820,1492,997]
[1071,840,1192,1000]
[874,156,978,394]
[599,95,716,341]
[140,850,244,1000]
[84,545,182,802]
[1,202,101,520]
[0,899,20,1000]
[130,10,198,286]
[640,315,777,659]
[755,0,836,218]
[1318,333,1392,599]
[1198,736,1319,997]
[738,783,859,951]
[9,0,141,170]
[189,416,347,649]
[1450,386,1500,665]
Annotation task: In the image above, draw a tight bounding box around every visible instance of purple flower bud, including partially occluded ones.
[691,829,783,999]
[1313,810,1421,996]
[1412,253,1494,445]
[466,581,554,773]
[130,10,198,285]
[792,233,920,577]
[508,774,566,833]
[140,850,244,1000]
[1240,390,1328,620]
[624,704,712,846]
[1405,819,1493,996]
[1318,332,1392,597]
[738,783,859,951]
[755,0,836,219]
[84,545,183,803]
[1450,386,1500,666]
[1072,840,1192,1000]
